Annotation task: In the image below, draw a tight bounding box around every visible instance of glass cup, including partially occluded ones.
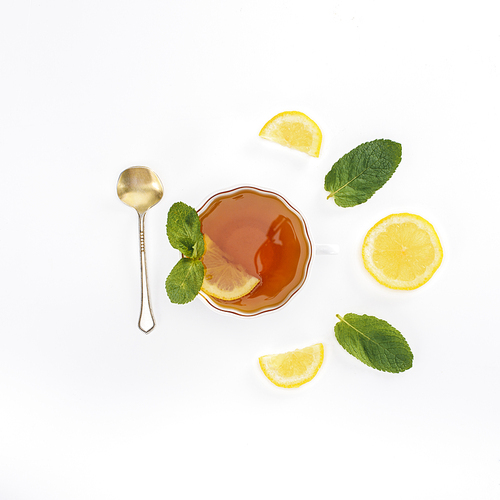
[196,185,338,317]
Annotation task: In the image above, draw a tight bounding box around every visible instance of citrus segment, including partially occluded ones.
[362,213,443,290]
[201,235,260,301]
[259,111,322,157]
[259,343,324,388]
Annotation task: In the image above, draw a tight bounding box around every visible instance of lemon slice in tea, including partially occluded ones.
[201,235,260,301]
[259,343,324,388]
[362,213,443,290]
[259,111,322,157]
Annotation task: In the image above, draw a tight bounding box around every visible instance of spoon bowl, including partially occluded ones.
[117,167,164,214]
[117,166,164,333]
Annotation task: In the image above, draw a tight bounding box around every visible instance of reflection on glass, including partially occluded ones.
[253,215,300,300]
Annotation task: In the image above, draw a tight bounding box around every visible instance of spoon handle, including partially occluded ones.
[137,213,155,333]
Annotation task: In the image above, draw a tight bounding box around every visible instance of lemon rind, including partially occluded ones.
[259,343,324,388]
[200,234,261,301]
[362,213,443,290]
[201,275,260,302]
[259,111,322,158]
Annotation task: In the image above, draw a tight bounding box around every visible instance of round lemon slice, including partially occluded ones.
[259,343,324,388]
[201,235,260,301]
[259,111,322,157]
[362,213,443,290]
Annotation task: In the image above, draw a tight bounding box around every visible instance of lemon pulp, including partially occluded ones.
[201,235,260,301]
[259,111,322,157]
[259,343,324,388]
[362,213,443,290]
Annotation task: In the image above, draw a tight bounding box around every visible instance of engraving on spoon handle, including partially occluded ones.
[138,213,155,333]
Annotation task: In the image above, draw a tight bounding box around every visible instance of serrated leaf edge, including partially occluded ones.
[324,139,402,205]
[326,163,370,200]
[336,314,385,347]
[165,258,204,305]
[165,201,206,305]
[166,201,204,257]
[335,314,413,372]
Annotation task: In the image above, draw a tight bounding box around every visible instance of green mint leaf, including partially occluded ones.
[165,258,205,304]
[334,313,413,373]
[165,201,206,305]
[166,202,205,259]
[324,139,402,207]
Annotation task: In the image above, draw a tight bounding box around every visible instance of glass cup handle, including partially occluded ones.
[315,244,339,255]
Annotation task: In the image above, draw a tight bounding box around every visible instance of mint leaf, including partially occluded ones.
[165,202,206,305]
[324,139,402,207]
[165,258,205,304]
[167,202,205,259]
[334,313,413,373]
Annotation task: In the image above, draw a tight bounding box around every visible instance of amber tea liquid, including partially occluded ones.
[198,187,312,315]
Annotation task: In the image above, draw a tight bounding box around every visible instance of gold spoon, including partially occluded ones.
[117,166,164,333]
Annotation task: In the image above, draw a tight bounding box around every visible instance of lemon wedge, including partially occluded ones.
[259,343,324,388]
[259,111,322,157]
[362,213,443,290]
[201,235,260,301]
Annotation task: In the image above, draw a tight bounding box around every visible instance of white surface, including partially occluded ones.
[1,1,499,498]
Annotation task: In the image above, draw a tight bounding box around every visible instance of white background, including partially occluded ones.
[1,1,499,498]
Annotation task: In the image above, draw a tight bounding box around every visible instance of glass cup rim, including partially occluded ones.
[196,184,315,318]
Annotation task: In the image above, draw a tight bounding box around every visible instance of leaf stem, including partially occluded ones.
[336,313,376,343]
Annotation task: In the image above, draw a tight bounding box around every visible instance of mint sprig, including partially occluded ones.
[334,313,413,373]
[324,139,402,207]
[165,202,205,304]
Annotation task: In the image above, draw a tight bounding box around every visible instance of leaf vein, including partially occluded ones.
[336,314,402,357]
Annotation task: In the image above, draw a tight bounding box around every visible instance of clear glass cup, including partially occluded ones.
[196,185,337,317]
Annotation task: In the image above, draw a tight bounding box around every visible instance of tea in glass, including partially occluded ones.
[197,186,312,316]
